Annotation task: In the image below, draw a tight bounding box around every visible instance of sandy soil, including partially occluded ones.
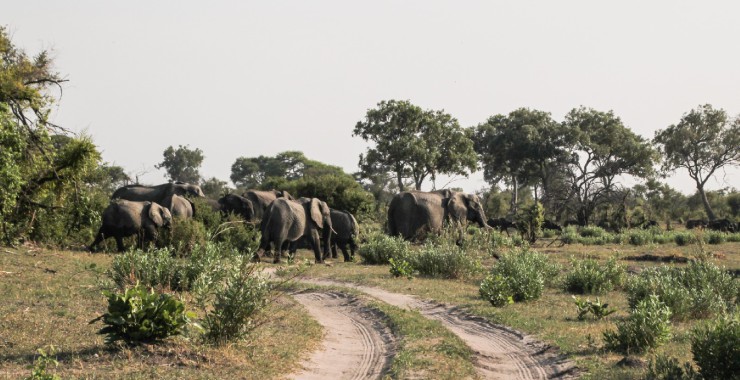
[287,291,396,380]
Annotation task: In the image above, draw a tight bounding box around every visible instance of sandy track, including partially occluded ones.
[296,278,577,380]
[288,291,395,380]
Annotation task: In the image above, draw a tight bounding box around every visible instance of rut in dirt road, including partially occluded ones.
[288,291,396,380]
[297,278,578,380]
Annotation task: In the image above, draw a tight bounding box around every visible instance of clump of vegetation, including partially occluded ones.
[357,233,410,265]
[572,296,616,320]
[405,243,480,279]
[108,248,182,290]
[603,295,672,354]
[211,216,261,253]
[564,257,625,294]
[626,260,737,320]
[24,346,61,380]
[479,274,513,307]
[389,257,414,279]
[644,354,698,380]
[203,263,271,344]
[90,284,193,344]
[691,313,740,380]
[579,226,607,238]
[162,217,207,256]
[485,247,560,303]
[674,232,696,246]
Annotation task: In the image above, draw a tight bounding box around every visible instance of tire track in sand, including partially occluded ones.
[296,278,578,380]
[288,291,395,380]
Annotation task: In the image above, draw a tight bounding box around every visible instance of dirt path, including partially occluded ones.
[295,277,577,380]
[287,291,395,380]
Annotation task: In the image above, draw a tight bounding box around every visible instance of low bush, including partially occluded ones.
[560,227,580,244]
[603,295,672,354]
[25,346,61,380]
[90,284,192,344]
[108,248,183,290]
[580,226,607,238]
[691,313,740,380]
[389,257,414,279]
[407,243,480,279]
[628,229,653,246]
[674,232,696,246]
[626,260,738,320]
[357,233,410,265]
[704,231,727,245]
[480,274,514,307]
[572,296,616,320]
[203,263,271,344]
[644,354,698,380]
[213,216,261,253]
[488,247,560,302]
[162,217,207,256]
[564,257,625,294]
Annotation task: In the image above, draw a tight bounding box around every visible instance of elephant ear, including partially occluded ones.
[446,193,467,222]
[310,198,324,228]
[149,203,165,227]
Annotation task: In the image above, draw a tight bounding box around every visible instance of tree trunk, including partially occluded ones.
[697,185,717,221]
[510,176,519,215]
[396,170,405,192]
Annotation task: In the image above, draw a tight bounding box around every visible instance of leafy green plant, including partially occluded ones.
[24,346,61,380]
[108,248,183,290]
[357,233,410,265]
[389,257,414,279]
[579,226,607,238]
[480,274,513,307]
[203,262,271,344]
[603,295,672,354]
[405,243,480,279]
[162,217,207,256]
[488,247,560,302]
[644,354,699,380]
[691,313,740,380]
[565,257,625,294]
[572,296,616,320]
[90,284,193,344]
[674,232,696,246]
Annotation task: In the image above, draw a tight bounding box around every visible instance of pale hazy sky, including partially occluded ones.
[5,1,740,195]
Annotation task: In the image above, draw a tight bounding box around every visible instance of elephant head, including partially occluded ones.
[171,182,205,198]
[446,192,489,228]
[218,194,255,221]
[147,201,173,228]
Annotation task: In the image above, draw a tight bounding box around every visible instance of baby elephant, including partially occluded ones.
[324,209,360,262]
[89,200,173,252]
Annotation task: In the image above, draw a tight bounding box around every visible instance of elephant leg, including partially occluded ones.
[339,242,350,262]
[331,242,339,259]
[273,239,284,264]
[349,238,357,260]
[115,234,125,253]
[89,228,105,252]
[309,238,323,264]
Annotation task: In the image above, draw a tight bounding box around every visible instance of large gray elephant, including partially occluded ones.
[89,200,173,252]
[256,197,333,264]
[163,194,194,219]
[112,182,205,204]
[387,190,489,241]
[217,194,255,221]
[242,189,294,222]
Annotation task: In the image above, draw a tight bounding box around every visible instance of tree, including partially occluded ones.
[155,145,204,183]
[473,108,571,214]
[200,177,230,198]
[1,28,101,244]
[353,100,477,191]
[561,107,657,225]
[654,104,740,220]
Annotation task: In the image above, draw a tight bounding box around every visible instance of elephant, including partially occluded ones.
[163,194,194,219]
[112,182,205,204]
[325,209,360,262]
[217,194,255,221]
[89,200,172,252]
[256,197,333,263]
[686,219,708,229]
[542,219,563,232]
[387,190,489,241]
[487,217,518,235]
[242,189,294,222]
[642,220,659,230]
[707,218,737,232]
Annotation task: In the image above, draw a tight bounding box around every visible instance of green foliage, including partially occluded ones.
[691,313,740,380]
[579,226,607,238]
[604,295,672,354]
[626,260,738,320]
[479,274,514,307]
[644,354,699,380]
[108,248,181,290]
[572,296,616,320]
[162,217,207,257]
[565,257,625,294]
[488,247,560,302]
[200,177,230,199]
[389,257,414,279]
[705,231,727,245]
[517,201,544,243]
[203,263,270,344]
[357,233,410,265]
[211,216,261,254]
[24,346,61,380]
[90,284,192,344]
[674,232,696,246]
[155,144,204,183]
[405,243,480,279]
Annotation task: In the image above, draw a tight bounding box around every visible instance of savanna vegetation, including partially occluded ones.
[2,25,739,379]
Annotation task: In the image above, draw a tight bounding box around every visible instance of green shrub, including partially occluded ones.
[162,218,207,256]
[213,216,261,253]
[727,232,740,243]
[90,284,192,344]
[704,231,727,245]
[560,227,580,244]
[358,233,410,265]
[565,257,625,294]
[489,247,560,302]
[603,295,672,354]
[580,226,607,238]
[691,313,740,380]
[628,230,652,246]
[406,243,480,279]
[674,232,696,246]
[191,197,223,231]
[572,296,616,320]
[389,257,414,279]
[24,346,61,380]
[203,263,270,344]
[644,354,699,380]
[480,274,513,307]
[108,248,183,290]
[626,260,738,320]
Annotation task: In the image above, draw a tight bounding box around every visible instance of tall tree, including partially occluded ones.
[561,107,656,225]
[155,144,204,183]
[473,108,571,214]
[654,104,740,220]
[353,100,477,191]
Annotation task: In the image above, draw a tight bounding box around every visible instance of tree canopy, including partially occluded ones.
[155,144,204,184]
[654,104,740,220]
[353,100,477,191]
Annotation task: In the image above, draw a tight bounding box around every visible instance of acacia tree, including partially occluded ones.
[473,108,571,214]
[654,104,740,220]
[353,100,477,191]
[561,107,656,225]
[155,144,204,183]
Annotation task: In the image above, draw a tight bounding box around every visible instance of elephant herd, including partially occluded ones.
[88,183,494,264]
